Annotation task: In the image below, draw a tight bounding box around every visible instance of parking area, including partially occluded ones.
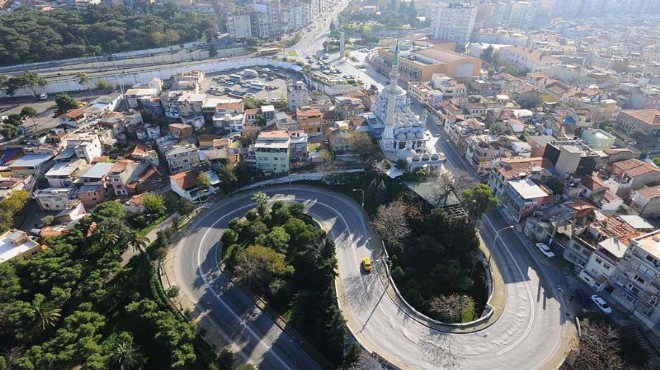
[204,67,303,103]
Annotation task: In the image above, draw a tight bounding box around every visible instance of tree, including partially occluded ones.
[219,162,238,185]
[91,201,127,222]
[141,192,166,215]
[41,215,54,226]
[652,157,660,167]
[251,192,269,217]
[76,72,91,99]
[96,80,116,90]
[349,131,376,160]
[462,184,498,224]
[197,172,211,187]
[234,245,293,292]
[2,72,46,97]
[209,43,218,58]
[429,294,475,323]
[372,201,410,249]
[29,294,62,331]
[54,93,80,115]
[480,45,494,64]
[570,319,623,370]
[95,223,120,247]
[109,332,143,370]
[20,106,38,131]
[128,232,149,256]
[255,227,290,252]
[0,190,28,232]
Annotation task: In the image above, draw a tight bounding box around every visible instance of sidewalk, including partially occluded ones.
[119,212,180,267]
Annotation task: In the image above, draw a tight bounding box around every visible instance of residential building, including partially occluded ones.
[296,106,324,134]
[488,157,555,222]
[508,1,537,30]
[273,112,297,131]
[498,46,561,73]
[334,96,365,121]
[630,185,660,217]
[607,159,660,199]
[227,14,252,40]
[0,175,35,200]
[542,140,600,177]
[74,185,105,207]
[579,237,630,292]
[616,109,660,136]
[34,188,77,211]
[44,159,86,188]
[165,144,200,174]
[327,121,352,154]
[371,43,482,82]
[170,170,209,203]
[65,133,103,163]
[124,88,158,109]
[581,129,616,150]
[261,105,276,121]
[464,135,502,176]
[9,153,53,177]
[254,130,290,174]
[287,80,309,112]
[59,109,90,127]
[173,70,205,91]
[609,230,660,332]
[213,100,245,133]
[430,3,477,51]
[77,162,113,186]
[0,230,40,265]
[177,92,206,122]
[288,130,308,161]
[563,216,638,273]
[169,123,194,140]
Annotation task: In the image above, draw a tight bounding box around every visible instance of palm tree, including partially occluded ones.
[31,294,61,331]
[109,336,143,370]
[128,232,151,262]
[219,162,238,184]
[251,192,269,217]
[95,224,119,246]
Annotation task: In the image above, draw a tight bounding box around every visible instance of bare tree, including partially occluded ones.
[570,319,623,370]
[372,200,410,249]
[429,294,475,323]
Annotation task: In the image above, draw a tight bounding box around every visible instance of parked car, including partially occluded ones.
[535,243,555,258]
[591,295,612,314]
[362,257,372,273]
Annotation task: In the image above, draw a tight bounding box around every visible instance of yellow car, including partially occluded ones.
[362,257,373,273]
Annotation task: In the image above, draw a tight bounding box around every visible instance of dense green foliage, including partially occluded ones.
[223,199,346,365]
[0,190,29,232]
[0,4,217,66]
[388,197,487,323]
[0,201,210,369]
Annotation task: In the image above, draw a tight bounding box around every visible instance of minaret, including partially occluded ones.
[380,41,400,153]
[385,41,400,128]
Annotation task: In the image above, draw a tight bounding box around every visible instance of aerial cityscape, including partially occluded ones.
[0,0,659,369]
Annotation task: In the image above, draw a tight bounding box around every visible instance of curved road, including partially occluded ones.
[174,184,569,369]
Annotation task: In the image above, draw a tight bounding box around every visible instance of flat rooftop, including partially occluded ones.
[509,178,549,199]
[0,230,39,264]
[634,230,660,259]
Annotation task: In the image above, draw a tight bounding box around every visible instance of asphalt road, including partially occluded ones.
[175,179,569,369]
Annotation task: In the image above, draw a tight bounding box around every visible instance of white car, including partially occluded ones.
[535,243,555,258]
[591,295,612,314]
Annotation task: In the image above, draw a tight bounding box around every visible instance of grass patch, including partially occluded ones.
[288,50,298,56]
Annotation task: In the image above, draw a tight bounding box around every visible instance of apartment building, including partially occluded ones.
[34,188,77,211]
[296,106,324,134]
[616,109,660,136]
[65,133,103,163]
[227,14,252,40]
[255,130,290,174]
[0,230,40,265]
[630,185,660,217]
[334,96,365,121]
[610,230,660,331]
[498,46,561,73]
[287,80,309,112]
[430,3,477,51]
[165,144,200,174]
[44,159,86,188]
[373,46,482,82]
[488,157,555,222]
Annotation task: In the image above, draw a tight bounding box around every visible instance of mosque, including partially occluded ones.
[373,42,445,174]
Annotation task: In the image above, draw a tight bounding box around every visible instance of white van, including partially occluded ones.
[229,74,241,81]
[250,81,264,90]
[243,69,258,77]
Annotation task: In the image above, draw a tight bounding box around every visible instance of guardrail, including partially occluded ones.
[378,243,496,330]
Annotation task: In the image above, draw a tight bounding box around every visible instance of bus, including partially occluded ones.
[256,47,281,56]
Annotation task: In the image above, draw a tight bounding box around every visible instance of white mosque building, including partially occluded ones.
[373,42,445,174]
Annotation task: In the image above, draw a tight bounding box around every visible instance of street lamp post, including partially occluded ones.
[352,188,365,208]
[488,225,515,265]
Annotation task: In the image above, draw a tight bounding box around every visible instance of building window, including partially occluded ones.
[634,274,646,285]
